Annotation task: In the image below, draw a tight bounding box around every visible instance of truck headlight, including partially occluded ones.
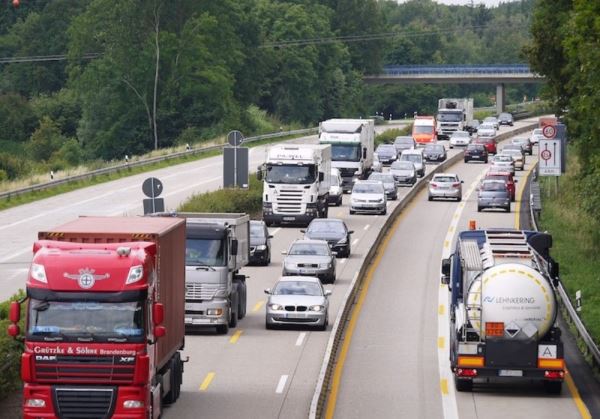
[126,265,144,284]
[25,399,46,408]
[309,305,324,312]
[269,304,283,311]
[30,263,47,284]
[206,308,223,316]
[123,400,144,409]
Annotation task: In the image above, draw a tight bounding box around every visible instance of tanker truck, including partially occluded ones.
[7,216,186,418]
[441,228,564,393]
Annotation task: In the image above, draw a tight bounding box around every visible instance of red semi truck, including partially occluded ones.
[7,216,186,418]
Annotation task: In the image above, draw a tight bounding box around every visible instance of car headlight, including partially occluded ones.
[337,237,348,245]
[320,263,332,269]
[269,304,283,311]
[309,305,324,312]
[377,198,384,203]
[257,245,267,251]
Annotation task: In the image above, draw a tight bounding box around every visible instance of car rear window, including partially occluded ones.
[433,176,457,183]
[391,161,414,170]
[481,182,507,191]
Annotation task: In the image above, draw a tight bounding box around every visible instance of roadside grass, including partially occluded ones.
[538,155,600,349]
[375,125,412,147]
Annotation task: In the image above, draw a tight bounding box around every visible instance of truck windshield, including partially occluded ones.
[186,238,226,267]
[265,164,317,184]
[437,112,462,122]
[28,299,144,342]
[413,125,434,134]
[330,144,361,162]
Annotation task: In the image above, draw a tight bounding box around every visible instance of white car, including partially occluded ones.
[490,154,515,175]
[483,116,500,130]
[349,180,387,215]
[399,149,425,177]
[477,123,496,138]
[501,149,525,170]
[449,131,471,148]
[328,168,343,206]
[530,128,544,144]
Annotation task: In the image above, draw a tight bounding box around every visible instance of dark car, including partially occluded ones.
[375,144,398,165]
[477,180,511,212]
[302,218,353,258]
[423,143,447,163]
[466,119,480,134]
[393,136,416,157]
[498,112,514,126]
[249,220,272,265]
[464,143,488,163]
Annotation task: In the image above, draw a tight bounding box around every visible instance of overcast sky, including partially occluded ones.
[398,0,520,6]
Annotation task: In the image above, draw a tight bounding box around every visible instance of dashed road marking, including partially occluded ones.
[364,224,370,231]
[275,375,288,394]
[253,301,265,312]
[229,330,243,344]
[199,372,215,391]
[296,332,306,346]
[352,239,359,246]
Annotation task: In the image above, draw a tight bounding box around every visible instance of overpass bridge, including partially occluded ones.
[364,64,544,113]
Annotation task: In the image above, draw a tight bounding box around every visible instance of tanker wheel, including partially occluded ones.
[454,376,473,392]
[543,380,562,394]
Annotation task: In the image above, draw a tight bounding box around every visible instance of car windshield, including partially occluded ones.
[481,182,506,191]
[308,220,345,234]
[512,138,527,144]
[479,124,494,130]
[452,132,469,138]
[433,176,457,183]
[499,113,512,120]
[503,150,521,156]
[330,144,361,162]
[369,173,395,183]
[413,125,434,134]
[376,145,395,154]
[400,154,422,163]
[28,299,144,342]
[437,111,462,122]
[494,155,513,162]
[250,223,265,238]
[484,117,497,123]
[265,164,317,184]
[487,175,509,183]
[289,243,330,256]
[394,137,413,146]
[353,183,383,194]
[186,238,226,266]
[273,281,322,296]
[425,145,444,152]
[391,161,414,170]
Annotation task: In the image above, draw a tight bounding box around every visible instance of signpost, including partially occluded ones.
[223,130,249,189]
[538,118,564,177]
[142,177,165,214]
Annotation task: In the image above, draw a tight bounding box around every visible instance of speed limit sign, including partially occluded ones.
[542,124,557,139]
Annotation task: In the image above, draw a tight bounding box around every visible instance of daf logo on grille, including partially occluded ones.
[36,355,57,361]
[64,268,110,289]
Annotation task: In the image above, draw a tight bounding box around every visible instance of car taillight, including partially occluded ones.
[452,183,460,188]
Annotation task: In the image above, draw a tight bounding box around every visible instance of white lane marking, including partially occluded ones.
[295,332,306,346]
[363,224,370,231]
[275,375,289,394]
[437,170,486,419]
[0,248,31,264]
[351,238,359,246]
[352,271,358,282]
[270,228,281,236]
[340,258,347,265]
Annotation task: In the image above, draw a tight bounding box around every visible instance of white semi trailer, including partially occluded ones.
[436,98,474,140]
[319,119,374,192]
[442,228,564,393]
[259,144,331,227]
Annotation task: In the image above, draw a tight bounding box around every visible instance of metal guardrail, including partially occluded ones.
[0,127,318,201]
[309,121,539,418]
[529,171,600,372]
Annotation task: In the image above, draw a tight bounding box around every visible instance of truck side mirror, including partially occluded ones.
[153,303,164,325]
[441,258,451,285]
[154,325,166,339]
[7,323,20,338]
[362,147,367,159]
[256,168,263,181]
[231,239,238,256]
[264,288,271,294]
[9,301,20,323]
[550,260,560,286]
[319,172,324,182]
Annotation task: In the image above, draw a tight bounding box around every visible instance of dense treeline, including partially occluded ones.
[526,0,600,225]
[0,0,535,181]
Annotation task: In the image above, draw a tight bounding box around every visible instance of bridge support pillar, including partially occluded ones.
[496,83,506,114]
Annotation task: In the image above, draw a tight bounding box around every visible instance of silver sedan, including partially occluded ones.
[265,276,331,330]
[428,173,463,201]
[282,239,336,283]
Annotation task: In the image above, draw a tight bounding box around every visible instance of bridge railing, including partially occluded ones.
[381,64,533,76]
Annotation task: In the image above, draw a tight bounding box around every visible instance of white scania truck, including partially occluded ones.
[436,98,474,140]
[442,228,564,393]
[259,144,331,226]
[319,119,375,193]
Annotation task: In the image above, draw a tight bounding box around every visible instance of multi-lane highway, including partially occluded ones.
[1,118,597,418]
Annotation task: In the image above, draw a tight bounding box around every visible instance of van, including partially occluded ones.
[400,149,425,177]
[412,116,437,146]
[328,168,344,206]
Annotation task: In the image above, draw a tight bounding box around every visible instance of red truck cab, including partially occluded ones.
[8,216,186,419]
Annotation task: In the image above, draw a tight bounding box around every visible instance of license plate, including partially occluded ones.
[499,370,523,377]
[283,217,295,221]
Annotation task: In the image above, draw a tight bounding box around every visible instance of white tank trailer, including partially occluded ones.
[442,228,564,394]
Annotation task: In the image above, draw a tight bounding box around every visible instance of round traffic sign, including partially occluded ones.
[540,149,552,161]
[227,130,244,147]
[542,125,556,139]
[142,177,163,198]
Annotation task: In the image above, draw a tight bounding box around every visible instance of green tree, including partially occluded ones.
[0,93,37,143]
[25,116,65,162]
